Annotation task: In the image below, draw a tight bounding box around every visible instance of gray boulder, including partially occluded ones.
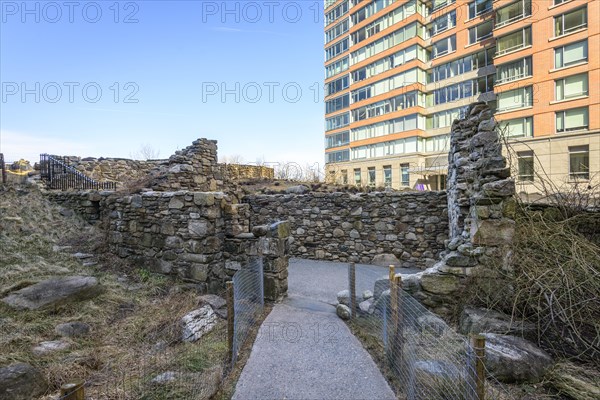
[336,289,350,306]
[371,253,400,267]
[151,371,177,384]
[373,276,390,299]
[0,363,48,400]
[416,314,448,337]
[181,305,218,342]
[482,333,553,383]
[369,289,390,315]
[198,294,227,319]
[459,307,536,337]
[336,304,351,320]
[285,185,309,194]
[358,299,374,314]
[414,360,463,380]
[32,340,70,356]
[2,276,102,310]
[55,322,90,337]
[198,294,226,310]
[362,290,373,301]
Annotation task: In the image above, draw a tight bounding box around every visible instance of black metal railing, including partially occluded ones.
[0,153,6,184]
[40,154,117,190]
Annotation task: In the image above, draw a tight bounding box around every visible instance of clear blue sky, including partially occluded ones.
[0,0,324,167]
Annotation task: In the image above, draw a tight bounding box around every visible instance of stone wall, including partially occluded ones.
[244,191,449,269]
[65,158,162,186]
[218,164,275,181]
[46,191,108,223]
[405,102,516,317]
[54,139,273,193]
[147,139,221,192]
[46,189,289,299]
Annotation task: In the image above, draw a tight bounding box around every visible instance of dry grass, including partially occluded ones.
[0,185,230,399]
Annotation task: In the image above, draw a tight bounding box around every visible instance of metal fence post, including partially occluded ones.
[226,281,234,362]
[257,257,264,307]
[349,262,356,318]
[471,334,486,400]
[0,154,6,184]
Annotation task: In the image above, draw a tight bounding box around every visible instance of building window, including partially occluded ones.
[555,40,587,69]
[497,26,532,55]
[432,35,456,59]
[427,106,469,129]
[325,131,350,149]
[430,10,456,37]
[469,20,493,44]
[496,0,532,28]
[468,0,493,19]
[325,38,349,62]
[554,0,571,4]
[554,7,587,37]
[325,18,349,44]
[325,112,350,131]
[383,166,392,188]
[401,163,410,186]
[325,0,349,25]
[555,73,588,101]
[498,116,533,138]
[352,91,423,121]
[497,86,533,112]
[432,0,456,12]
[325,94,350,114]
[556,107,589,133]
[428,48,494,83]
[325,57,349,79]
[325,149,350,164]
[352,0,395,25]
[368,167,376,187]
[496,56,532,84]
[569,145,589,180]
[341,170,348,184]
[354,168,362,186]
[325,74,349,96]
[517,151,534,181]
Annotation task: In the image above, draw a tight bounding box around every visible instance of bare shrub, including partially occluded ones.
[465,124,600,365]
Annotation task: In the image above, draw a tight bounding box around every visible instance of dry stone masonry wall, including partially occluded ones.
[406,102,516,317]
[65,157,161,185]
[147,139,222,192]
[245,191,448,269]
[59,142,273,189]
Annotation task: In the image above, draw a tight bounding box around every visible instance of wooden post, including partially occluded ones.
[226,281,234,361]
[389,273,403,371]
[387,265,396,367]
[60,381,84,400]
[471,334,486,400]
[349,262,356,318]
[388,265,396,324]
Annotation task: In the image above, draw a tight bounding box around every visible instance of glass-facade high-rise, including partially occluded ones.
[324,0,599,192]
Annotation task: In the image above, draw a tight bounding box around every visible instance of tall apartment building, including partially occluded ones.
[324,0,599,194]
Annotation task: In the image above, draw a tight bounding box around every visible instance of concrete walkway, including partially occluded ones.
[232,259,400,400]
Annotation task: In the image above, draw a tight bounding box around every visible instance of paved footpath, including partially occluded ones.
[231,259,398,400]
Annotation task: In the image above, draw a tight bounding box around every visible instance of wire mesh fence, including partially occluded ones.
[231,256,265,365]
[54,311,229,400]
[53,257,266,399]
[348,263,514,400]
